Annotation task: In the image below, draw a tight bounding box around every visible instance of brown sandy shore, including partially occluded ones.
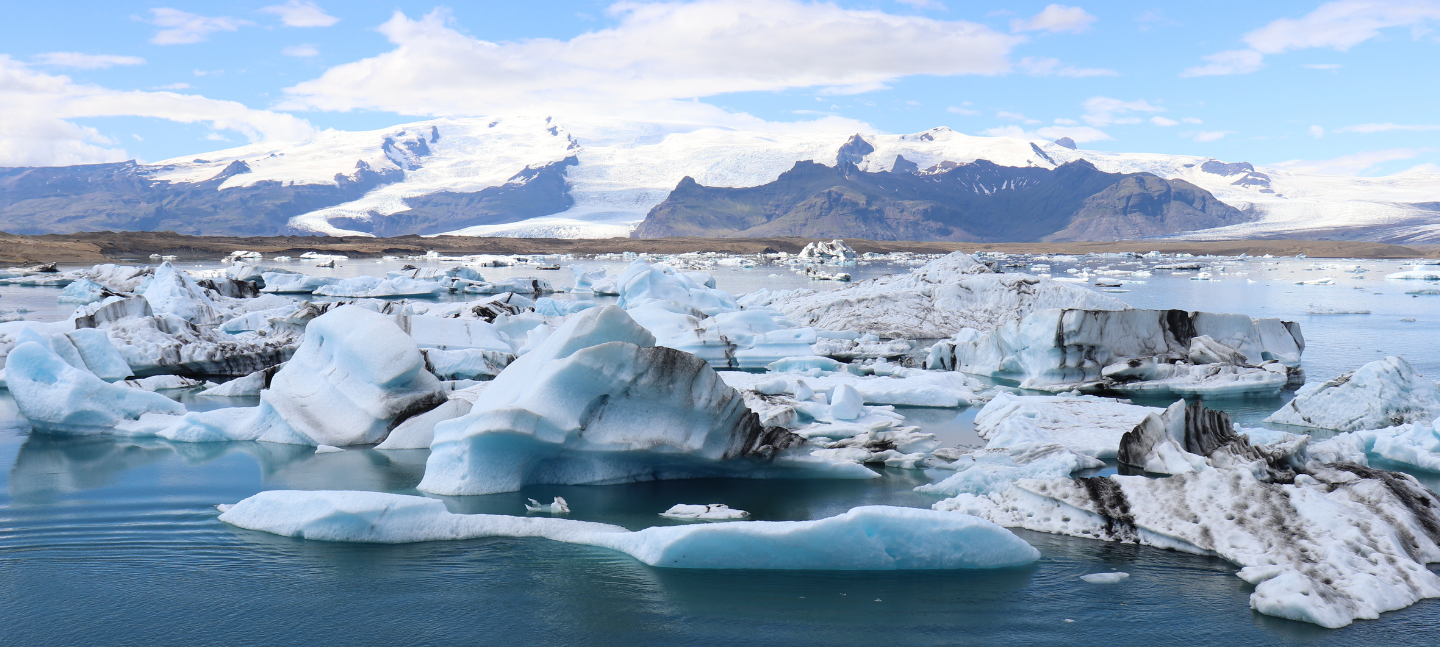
[2,230,1438,265]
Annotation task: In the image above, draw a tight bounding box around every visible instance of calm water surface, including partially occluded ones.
[2,253,1439,645]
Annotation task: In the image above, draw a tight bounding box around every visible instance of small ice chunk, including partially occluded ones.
[525,497,570,514]
[829,384,865,420]
[315,445,344,454]
[660,504,750,521]
[1080,572,1130,584]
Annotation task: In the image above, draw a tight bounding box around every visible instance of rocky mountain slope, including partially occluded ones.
[0,116,1437,241]
[631,154,1246,241]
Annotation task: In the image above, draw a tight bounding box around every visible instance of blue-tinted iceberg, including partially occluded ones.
[6,341,183,435]
[218,490,1040,570]
[418,305,873,496]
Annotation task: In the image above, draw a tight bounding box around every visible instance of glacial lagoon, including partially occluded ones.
[2,252,1439,645]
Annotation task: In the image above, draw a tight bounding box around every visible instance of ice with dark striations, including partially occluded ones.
[938,400,1440,628]
[742,252,1125,339]
[114,305,446,446]
[418,305,875,496]
[927,307,1305,397]
[1264,355,1440,431]
[218,490,1041,570]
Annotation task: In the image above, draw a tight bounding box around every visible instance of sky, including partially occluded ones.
[2,0,1438,176]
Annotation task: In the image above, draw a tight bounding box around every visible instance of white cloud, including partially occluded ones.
[0,56,315,166]
[896,0,947,9]
[979,123,1112,142]
[1151,116,1178,126]
[280,2,1024,116]
[148,8,251,45]
[1010,4,1097,33]
[282,44,320,57]
[1053,117,1077,125]
[946,104,979,115]
[1081,96,1163,126]
[205,132,230,141]
[996,110,1040,124]
[1183,1,1440,77]
[33,52,145,69]
[1181,49,1263,77]
[1303,63,1342,69]
[1397,162,1440,175]
[1015,56,1118,77]
[1243,0,1440,54]
[1270,148,1423,175]
[1309,125,1326,137]
[1187,130,1233,142]
[152,82,192,90]
[261,1,339,28]
[1337,122,1440,133]
[1181,117,1202,124]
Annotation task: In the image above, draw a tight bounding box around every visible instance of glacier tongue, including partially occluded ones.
[218,490,1041,570]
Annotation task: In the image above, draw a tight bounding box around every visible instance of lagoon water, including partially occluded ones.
[2,253,1439,645]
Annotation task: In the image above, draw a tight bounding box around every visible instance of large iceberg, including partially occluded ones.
[743,252,1126,339]
[418,305,873,496]
[313,275,445,298]
[1265,356,1440,431]
[928,308,1305,396]
[117,305,445,446]
[6,341,183,435]
[219,490,1040,570]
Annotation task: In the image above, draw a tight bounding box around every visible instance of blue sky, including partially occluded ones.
[3,0,1438,176]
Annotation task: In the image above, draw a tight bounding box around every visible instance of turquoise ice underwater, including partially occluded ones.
[2,250,1440,645]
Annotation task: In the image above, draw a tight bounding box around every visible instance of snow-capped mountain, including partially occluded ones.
[3,115,1439,242]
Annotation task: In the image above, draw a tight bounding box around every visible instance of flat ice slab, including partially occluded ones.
[218,490,1040,570]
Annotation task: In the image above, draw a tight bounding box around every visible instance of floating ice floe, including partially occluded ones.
[418,306,875,496]
[1306,417,1440,472]
[927,308,1304,397]
[1265,356,1440,431]
[313,275,446,298]
[525,497,570,514]
[796,239,857,264]
[719,366,980,408]
[218,490,1040,570]
[113,305,446,446]
[1306,306,1371,315]
[937,399,1440,628]
[1080,572,1129,584]
[744,252,1126,339]
[1295,277,1336,285]
[260,272,338,294]
[660,504,749,520]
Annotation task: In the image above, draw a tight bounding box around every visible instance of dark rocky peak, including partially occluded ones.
[920,160,960,175]
[506,156,579,186]
[1030,143,1057,165]
[429,125,440,143]
[836,134,874,165]
[1053,137,1077,150]
[382,131,433,170]
[210,160,252,182]
[890,155,919,174]
[1201,160,1254,176]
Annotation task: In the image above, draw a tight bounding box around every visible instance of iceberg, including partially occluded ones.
[660,504,750,520]
[745,252,1126,339]
[418,306,873,496]
[140,262,227,326]
[313,275,445,298]
[118,305,445,446]
[524,497,570,514]
[972,392,1161,459]
[719,365,979,408]
[1264,356,1440,431]
[460,277,555,295]
[939,461,1440,628]
[218,490,1040,570]
[260,272,339,294]
[928,307,1304,396]
[6,341,184,435]
[1305,418,1440,473]
[613,260,738,315]
[375,384,488,450]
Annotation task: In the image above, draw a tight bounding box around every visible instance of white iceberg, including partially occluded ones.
[660,504,750,521]
[525,497,570,514]
[313,275,445,298]
[972,392,1161,459]
[6,341,184,435]
[260,272,339,294]
[745,252,1126,339]
[418,306,873,496]
[1265,356,1440,431]
[218,490,1040,570]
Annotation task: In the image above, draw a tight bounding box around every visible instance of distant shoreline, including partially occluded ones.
[3,230,1437,265]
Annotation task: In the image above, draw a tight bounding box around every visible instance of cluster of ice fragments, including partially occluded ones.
[8,251,1440,623]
